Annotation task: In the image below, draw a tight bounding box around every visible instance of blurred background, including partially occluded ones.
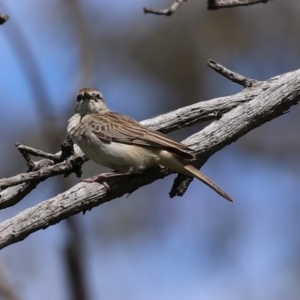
[0,0,300,299]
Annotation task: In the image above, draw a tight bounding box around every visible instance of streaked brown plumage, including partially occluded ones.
[67,88,233,202]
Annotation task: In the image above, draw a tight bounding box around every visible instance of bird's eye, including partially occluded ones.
[92,93,101,101]
[76,94,83,102]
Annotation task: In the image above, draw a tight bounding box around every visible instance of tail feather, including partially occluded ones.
[183,164,233,202]
[158,150,233,202]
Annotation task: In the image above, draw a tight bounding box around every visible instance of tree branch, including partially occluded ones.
[208,59,258,87]
[0,14,9,25]
[143,0,271,15]
[207,0,271,10]
[0,158,83,190]
[144,0,186,16]
[16,143,61,163]
[0,67,300,250]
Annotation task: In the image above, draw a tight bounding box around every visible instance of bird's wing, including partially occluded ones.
[89,111,194,159]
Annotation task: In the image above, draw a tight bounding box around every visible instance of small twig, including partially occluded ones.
[208,0,271,10]
[16,143,35,171]
[0,14,9,25]
[169,174,193,198]
[144,0,186,16]
[16,143,60,162]
[208,59,258,88]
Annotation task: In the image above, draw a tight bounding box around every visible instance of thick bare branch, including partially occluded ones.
[0,68,300,250]
[0,182,40,210]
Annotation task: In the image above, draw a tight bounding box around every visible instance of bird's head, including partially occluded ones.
[75,88,109,114]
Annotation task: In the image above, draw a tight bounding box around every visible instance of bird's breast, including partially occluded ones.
[78,140,160,171]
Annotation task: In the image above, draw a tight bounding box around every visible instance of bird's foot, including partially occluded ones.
[82,173,113,190]
[82,169,137,190]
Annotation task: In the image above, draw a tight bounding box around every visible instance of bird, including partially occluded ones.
[67,88,233,202]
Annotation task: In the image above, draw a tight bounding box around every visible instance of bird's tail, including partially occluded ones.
[159,150,233,202]
[183,164,233,202]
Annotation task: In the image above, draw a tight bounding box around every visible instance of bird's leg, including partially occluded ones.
[82,167,139,189]
[82,174,111,190]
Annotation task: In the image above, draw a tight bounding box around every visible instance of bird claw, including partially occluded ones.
[82,174,111,190]
[82,170,135,190]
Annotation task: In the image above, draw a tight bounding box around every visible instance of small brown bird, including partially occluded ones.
[67,88,233,202]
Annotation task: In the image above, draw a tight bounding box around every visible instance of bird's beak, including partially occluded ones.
[83,92,91,99]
